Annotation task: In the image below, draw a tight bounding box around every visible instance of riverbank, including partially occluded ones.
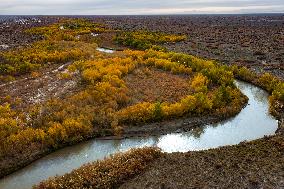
[33,113,283,189]
[119,87,283,188]
[120,135,284,189]
[30,79,282,189]
[0,91,247,179]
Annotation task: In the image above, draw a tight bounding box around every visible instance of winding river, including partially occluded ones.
[0,81,278,188]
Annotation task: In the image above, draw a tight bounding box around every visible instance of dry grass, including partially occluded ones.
[125,67,191,105]
[120,135,284,189]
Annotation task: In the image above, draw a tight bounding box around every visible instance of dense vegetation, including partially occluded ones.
[0,41,97,75]
[0,48,248,170]
[114,31,186,50]
[34,148,162,189]
[0,19,107,78]
[26,19,109,41]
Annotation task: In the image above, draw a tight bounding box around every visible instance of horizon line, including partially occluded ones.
[1,12,284,16]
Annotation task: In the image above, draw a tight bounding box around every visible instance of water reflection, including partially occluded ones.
[0,81,278,189]
[157,81,277,152]
[96,47,115,53]
[0,138,156,189]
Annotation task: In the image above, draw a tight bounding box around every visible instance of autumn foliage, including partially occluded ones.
[0,41,97,75]
[0,46,250,162]
[115,31,186,50]
[0,19,107,77]
[26,19,110,42]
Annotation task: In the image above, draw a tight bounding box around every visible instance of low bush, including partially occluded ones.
[0,41,97,75]
[114,31,186,50]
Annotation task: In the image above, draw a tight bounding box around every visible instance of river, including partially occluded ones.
[0,80,278,188]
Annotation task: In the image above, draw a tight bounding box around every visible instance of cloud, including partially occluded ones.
[0,0,283,15]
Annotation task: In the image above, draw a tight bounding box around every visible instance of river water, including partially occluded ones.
[96,47,115,53]
[0,80,278,189]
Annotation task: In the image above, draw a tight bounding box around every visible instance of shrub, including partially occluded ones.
[114,31,186,50]
[191,73,209,93]
[153,102,163,121]
[0,41,97,75]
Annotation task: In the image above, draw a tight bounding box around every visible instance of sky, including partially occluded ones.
[0,0,283,15]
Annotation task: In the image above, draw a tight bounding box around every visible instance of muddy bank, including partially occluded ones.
[120,116,220,138]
